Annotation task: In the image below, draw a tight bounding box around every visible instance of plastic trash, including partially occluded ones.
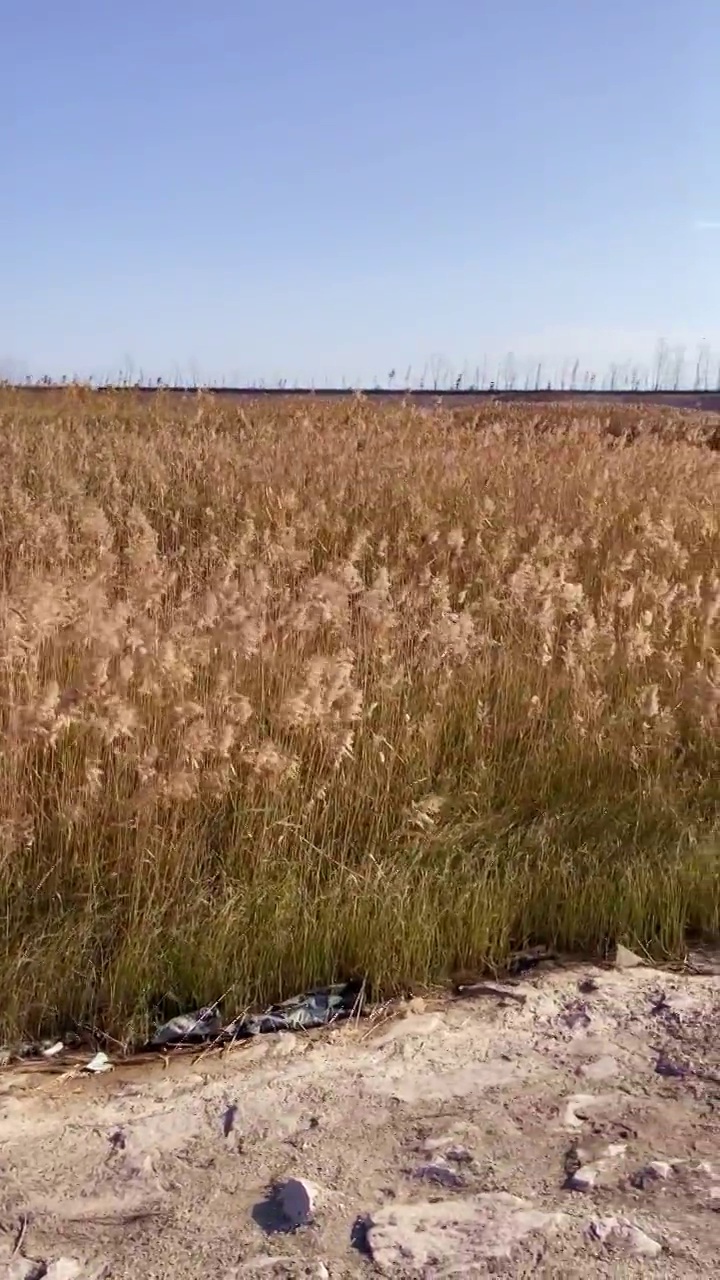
[228,980,365,1039]
[147,980,365,1050]
[83,1052,112,1074]
[614,943,647,970]
[149,1006,224,1047]
[42,1041,65,1058]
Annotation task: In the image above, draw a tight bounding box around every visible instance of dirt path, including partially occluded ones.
[2,958,720,1277]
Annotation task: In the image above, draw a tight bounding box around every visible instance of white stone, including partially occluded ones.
[623,1225,662,1258]
[44,1262,84,1280]
[644,1160,673,1181]
[366,1194,568,1270]
[588,1216,662,1258]
[570,1140,625,1191]
[278,1177,318,1227]
[569,1165,598,1191]
[4,1260,43,1280]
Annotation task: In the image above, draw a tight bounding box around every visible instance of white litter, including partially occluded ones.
[150,1007,224,1047]
[82,1052,112,1074]
[614,944,647,970]
[42,1041,65,1058]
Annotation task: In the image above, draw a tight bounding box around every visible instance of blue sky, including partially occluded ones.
[3,0,718,386]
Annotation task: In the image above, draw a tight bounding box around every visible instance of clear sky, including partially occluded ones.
[3,0,718,387]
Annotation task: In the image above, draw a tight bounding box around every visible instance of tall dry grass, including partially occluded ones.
[0,388,719,1045]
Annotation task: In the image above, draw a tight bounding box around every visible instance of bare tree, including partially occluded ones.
[652,339,668,392]
[501,352,517,391]
[694,344,711,392]
[670,346,686,391]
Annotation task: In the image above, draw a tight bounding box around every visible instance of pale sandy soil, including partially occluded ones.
[1,956,720,1278]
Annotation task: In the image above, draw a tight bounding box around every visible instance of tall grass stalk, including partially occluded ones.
[0,389,719,1044]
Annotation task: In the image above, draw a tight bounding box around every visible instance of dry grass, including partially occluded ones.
[0,388,719,1045]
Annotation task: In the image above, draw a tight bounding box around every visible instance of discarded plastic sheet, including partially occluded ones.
[149,1006,224,1047]
[42,1041,65,1058]
[228,981,365,1038]
[147,980,366,1050]
[83,1051,113,1074]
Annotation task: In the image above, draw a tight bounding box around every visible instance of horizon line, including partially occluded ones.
[6,383,720,409]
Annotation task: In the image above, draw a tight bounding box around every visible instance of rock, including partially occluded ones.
[588,1217,662,1258]
[43,1262,109,1280]
[651,990,696,1016]
[632,1159,673,1187]
[655,1052,690,1078]
[567,1141,626,1191]
[420,1128,474,1160]
[614,944,647,970]
[578,976,600,994]
[588,1217,619,1242]
[366,1194,568,1270]
[4,1260,44,1280]
[446,1144,473,1164]
[562,1001,592,1030]
[278,1177,318,1228]
[44,1263,83,1280]
[412,1158,465,1189]
[569,1166,597,1191]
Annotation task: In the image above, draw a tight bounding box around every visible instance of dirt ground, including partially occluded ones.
[2,955,720,1278]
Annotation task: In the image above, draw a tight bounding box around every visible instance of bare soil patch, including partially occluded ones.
[2,959,720,1277]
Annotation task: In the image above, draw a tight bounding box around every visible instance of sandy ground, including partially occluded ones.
[2,955,720,1278]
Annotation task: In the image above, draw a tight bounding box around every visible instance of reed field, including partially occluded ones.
[0,388,719,1046]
